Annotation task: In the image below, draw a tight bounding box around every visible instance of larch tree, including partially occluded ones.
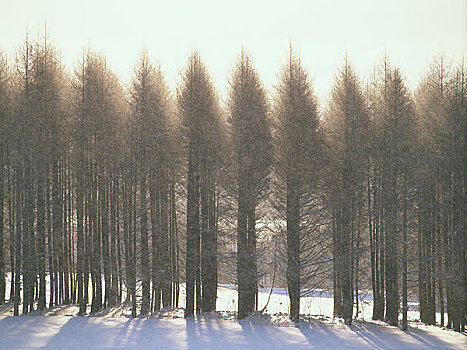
[0,51,11,305]
[324,57,369,325]
[72,50,124,314]
[228,50,272,319]
[274,48,322,322]
[178,52,222,317]
[9,33,66,314]
[416,56,466,331]
[370,58,416,328]
[128,50,176,314]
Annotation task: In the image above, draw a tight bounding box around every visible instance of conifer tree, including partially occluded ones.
[324,58,369,325]
[228,50,272,319]
[178,52,222,317]
[274,48,321,322]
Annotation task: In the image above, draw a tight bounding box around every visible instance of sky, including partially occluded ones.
[1,0,466,105]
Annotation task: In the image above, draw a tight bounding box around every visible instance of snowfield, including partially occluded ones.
[0,285,465,349]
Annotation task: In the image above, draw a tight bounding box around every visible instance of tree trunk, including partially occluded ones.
[140,171,150,315]
[237,165,249,319]
[149,171,159,311]
[402,177,408,331]
[8,164,15,303]
[101,172,111,309]
[37,171,46,310]
[13,167,22,316]
[385,175,398,326]
[286,176,300,322]
[160,173,171,309]
[246,193,257,314]
[0,139,4,305]
[185,145,200,318]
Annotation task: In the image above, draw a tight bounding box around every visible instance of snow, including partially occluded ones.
[0,279,465,349]
[0,310,465,349]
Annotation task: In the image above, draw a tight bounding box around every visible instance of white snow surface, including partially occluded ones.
[0,284,465,349]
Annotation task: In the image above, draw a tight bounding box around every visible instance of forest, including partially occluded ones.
[0,32,465,335]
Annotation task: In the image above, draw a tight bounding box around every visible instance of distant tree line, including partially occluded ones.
[0,32,465,332]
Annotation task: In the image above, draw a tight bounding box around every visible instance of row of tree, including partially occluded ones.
[0,34,465,332]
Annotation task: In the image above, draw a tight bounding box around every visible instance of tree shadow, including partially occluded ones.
[238,318,294,350]
[186,313,308,349]
[38,316,189,349]
[0,315,66,348]
[0,314,463,349]
[404,324,466,349]
[297,319,464,349]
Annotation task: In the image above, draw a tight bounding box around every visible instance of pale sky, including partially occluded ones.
[1,0,466,105]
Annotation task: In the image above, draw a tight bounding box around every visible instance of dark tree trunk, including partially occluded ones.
[37,172,46,310]
[0,136,4,305]
[123,177,130,305]
[131,171,137,318]
[101,172,111,309]
[53,159,62,306]
[170,179,180,308]
[8,164,15,303]
[385,175,398,327]
[140,171,150,315]
[109,174,118,306]
[341,203,353,325]
[150,171,160,311]
[247,198,257,313]
[332,211,342,318]
[14,167,22,316]
[402,177,408,331]
[23,158,35,314]
[77,167,86,315]
[286,176,300,323]
[185,146,200,318]
[160,174,171,309]
[452,169,465,332]
[90,164,102,313]
[208,175,218,311]
[237,165,249,319]
[201,165,217,312]
[341,158,353,325]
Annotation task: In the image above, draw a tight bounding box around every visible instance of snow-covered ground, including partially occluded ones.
[0,284,465,349]
[0,311,464,350]
[0,306,465,349]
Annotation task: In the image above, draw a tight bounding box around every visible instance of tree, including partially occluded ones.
[178,52,222,317]
[416,56,466,331]
[274,48,321,322]
[128,50,176,314]
[72,50,124,314]
[9,33,66,313]
[324,57,369,325]
[369,58,416,328]
[0,51,11,305]
[228,50,272,319]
